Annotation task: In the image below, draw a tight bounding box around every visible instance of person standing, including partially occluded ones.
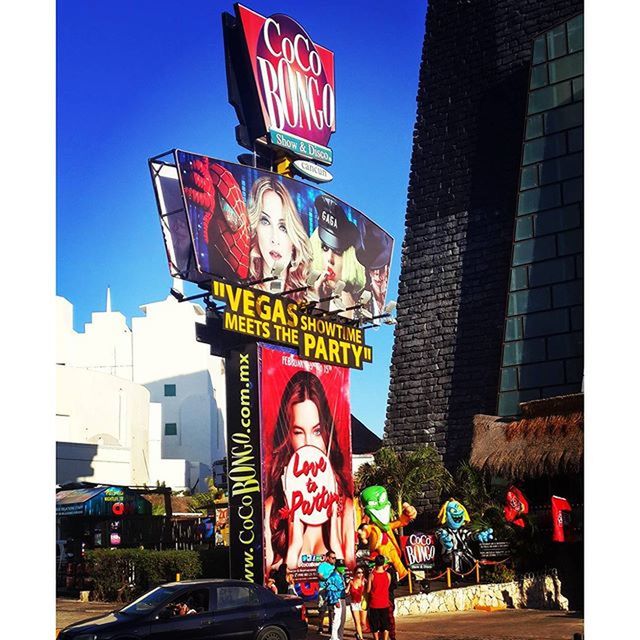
[347,565,368,640]
[326,559,347,640]
[317,550,337,633]
[285,567,298,596]
[273,564,289,594]
[367,555,392,640]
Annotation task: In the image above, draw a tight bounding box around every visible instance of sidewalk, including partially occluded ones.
[384,610,583,640]
[57,598,583,639]
[57,598,117,632]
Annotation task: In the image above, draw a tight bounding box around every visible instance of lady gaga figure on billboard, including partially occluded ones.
[263,369,355,575]
[247,177,312,302]
[310,195,366,317]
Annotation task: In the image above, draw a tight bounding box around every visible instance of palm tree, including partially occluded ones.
[189,477,226,513]
[454,461,500,520]
[355,445,453,518]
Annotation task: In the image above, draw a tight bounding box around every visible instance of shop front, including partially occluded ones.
[470,393,584,609]
[56,485,153,591]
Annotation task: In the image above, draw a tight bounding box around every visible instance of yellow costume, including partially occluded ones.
[361,512,413,579]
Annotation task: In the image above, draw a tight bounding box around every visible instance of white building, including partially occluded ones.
[56,286,226,492]
[132,287,227,491]
[56,365,151,486]
[56,294,152,486]
[56,287,381,492]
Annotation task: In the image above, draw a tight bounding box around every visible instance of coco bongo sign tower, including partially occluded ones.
[148,4,395,594]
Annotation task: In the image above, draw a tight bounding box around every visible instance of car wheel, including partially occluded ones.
[257,625,288,640]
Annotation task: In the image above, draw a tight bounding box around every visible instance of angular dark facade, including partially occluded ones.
[386,0,583,512]
[497,15,584,417]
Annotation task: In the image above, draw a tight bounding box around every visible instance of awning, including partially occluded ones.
[470,394,583,479]
[56,486,152,517]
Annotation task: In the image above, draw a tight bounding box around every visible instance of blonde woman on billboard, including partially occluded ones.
[310,196,366,318]
[247,176,312,302]
[264,370,355,575]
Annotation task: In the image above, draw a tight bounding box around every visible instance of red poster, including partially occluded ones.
[259,345,354,586]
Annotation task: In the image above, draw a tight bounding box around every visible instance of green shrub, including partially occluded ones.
[86,549,202,601]
[482,563,516,584]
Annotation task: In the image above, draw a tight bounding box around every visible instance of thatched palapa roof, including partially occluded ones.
[470,394,583,479]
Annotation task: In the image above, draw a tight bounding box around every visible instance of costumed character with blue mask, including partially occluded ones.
[436,498,494,574]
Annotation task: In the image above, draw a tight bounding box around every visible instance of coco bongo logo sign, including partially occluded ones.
[399,533,437,570]
[235,4,336,164]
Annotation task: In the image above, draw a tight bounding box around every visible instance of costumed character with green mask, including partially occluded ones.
[436,498,493,574]
[359,485,417,580]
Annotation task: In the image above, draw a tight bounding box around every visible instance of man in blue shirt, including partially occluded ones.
[323,557,347,640]
[317,550,337,633]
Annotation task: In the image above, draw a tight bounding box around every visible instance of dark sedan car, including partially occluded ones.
[58,579,308,640]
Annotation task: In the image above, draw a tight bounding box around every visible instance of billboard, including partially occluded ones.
[259,345,354,594]
[149,150,394,321]
[224,4,336,164]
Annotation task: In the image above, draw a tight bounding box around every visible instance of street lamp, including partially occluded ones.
[360,300,398,329]
[301,279,346,315]
[245,259,286,287]
[280,270,323,297]
[169,287,209,303]
[321,289,373,317]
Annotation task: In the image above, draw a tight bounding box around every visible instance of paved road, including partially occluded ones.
[57,598,584,639]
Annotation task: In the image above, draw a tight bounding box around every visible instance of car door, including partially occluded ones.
[148,587,215,640]
[211,583,264,640]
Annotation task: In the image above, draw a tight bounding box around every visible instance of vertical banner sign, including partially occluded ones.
[225,343,264,584]
[259,344,354,596]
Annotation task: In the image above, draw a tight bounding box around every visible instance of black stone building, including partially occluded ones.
[386,0,584,512]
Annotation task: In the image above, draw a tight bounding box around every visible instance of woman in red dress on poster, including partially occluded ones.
[264,370,355,575]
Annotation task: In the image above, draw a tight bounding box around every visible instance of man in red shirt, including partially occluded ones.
[367,555,391,640]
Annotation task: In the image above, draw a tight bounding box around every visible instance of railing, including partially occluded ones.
[409,557,512,592]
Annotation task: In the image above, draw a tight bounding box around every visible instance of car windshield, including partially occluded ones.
[119,586,178,615]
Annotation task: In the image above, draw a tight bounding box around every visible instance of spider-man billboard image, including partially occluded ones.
[149,150,394,320]
[258,344,353,598]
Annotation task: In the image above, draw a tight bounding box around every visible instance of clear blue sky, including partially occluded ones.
[56,0,427,436]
